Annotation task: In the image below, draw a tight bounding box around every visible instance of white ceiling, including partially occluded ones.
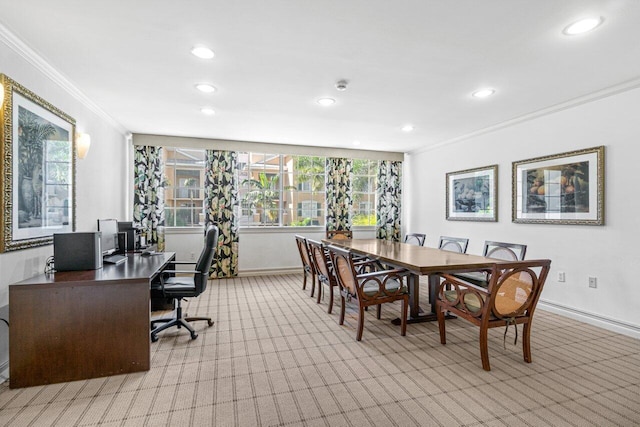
[1,0,640,153]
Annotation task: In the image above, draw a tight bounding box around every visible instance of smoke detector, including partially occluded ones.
[335,80,348,91]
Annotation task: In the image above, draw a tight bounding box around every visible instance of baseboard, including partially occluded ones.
[538,300,640,339]
[238,267,300,277]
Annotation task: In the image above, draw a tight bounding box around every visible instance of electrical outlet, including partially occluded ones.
[588,277,597,288]
[558,272,565,282]
[190,251,195,260]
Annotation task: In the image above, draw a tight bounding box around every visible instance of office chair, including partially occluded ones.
[150,224,219,342]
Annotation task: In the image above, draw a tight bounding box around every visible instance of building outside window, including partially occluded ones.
[163,148,205,227]
[161,148,381,229]
[352,159,377,226]
[288,155,325,227]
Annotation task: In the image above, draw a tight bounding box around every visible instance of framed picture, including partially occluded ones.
[0,74,76,252]
[512,146,604,225]
[446,165,498,221]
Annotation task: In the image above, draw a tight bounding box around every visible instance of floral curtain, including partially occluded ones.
[133,145,165,250]
[376,160,402,241]
[204,150,239,278]
[325,157,352,232]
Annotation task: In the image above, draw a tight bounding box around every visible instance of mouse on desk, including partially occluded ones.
[141,250,153,256]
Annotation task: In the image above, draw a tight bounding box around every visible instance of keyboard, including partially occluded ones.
[103,254,127,265]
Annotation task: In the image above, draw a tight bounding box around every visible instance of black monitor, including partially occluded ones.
[97,219,118,255]
[117,221,137,251]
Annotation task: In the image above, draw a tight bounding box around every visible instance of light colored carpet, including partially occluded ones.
[1,273,639,426]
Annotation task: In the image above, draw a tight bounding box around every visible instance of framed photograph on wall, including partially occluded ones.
[0,74,76,252]
[446,164,498,222]
[512,146,604,225]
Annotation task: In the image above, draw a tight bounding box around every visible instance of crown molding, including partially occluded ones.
[0,22,128,134]
[410,76,640,155]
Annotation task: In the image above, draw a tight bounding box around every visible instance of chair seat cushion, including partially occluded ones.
[162,277,197,296]
[362,278,408,297]
[452,271,488,287]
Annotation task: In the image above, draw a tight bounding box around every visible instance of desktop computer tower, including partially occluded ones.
[53,232,103,271]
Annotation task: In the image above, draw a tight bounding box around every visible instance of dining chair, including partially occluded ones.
[454,240,527,287]
[436,259,551,370]
[326,229,353,240]
[327,245,409,341]
[404,233,426,246]
[438,236,469,253]
[294,235,316,298]
[307,238,338,313]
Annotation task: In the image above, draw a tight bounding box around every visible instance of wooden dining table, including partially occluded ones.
[323,238,506,323]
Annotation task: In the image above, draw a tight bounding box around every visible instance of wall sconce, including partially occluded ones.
[76,132,91,159]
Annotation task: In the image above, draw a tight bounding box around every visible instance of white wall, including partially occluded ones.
[405,87,640,336]
[0,39,129,375]
[165,227,377,274]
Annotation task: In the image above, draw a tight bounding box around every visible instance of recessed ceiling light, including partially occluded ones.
[195,83,216,93]
[353,140,361,146]
[472,88,495,98]
[317,98,335,106]
[191,45,215,59]
[200,107,216,115]
[401,124,414,132]
[563,17,603,35]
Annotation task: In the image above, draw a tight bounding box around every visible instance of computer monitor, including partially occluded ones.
[117,221,136,251]
[97,219,118,255]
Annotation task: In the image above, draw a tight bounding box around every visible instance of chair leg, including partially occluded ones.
[316,280,322,304]
[327,284,334,314]
[479,327,491,371]
[339,296,346,325]
[184,316,214,327]
[376,304,382,319]
[356,305,365,341]
[150,299,202,342]
[523,321,532,363]
[311,274,316,298]
[400,297,408,336]
[302,271,307,290]
[436,303,446,345]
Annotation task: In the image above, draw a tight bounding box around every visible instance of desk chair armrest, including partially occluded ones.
[161,269,199,276]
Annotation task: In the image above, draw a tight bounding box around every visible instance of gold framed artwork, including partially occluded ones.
[0,74,76,252]
[512,146,604,225]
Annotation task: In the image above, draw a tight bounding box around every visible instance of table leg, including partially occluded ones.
[392,273,455,325]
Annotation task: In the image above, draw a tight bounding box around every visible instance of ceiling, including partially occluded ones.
[1,0,640,153]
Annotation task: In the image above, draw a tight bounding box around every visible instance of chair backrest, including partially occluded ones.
[327,245,359,296]
[307,239,333,283]
[194,224,219,294]
[438,236,469,253]
[295,235,314,273]
[483,241,527,261]
[487,260,550,319]
[326,229,352,240]
[404,233,426,246]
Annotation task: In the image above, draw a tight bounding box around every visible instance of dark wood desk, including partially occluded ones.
[9,252,175,388]
[324,239,502,323]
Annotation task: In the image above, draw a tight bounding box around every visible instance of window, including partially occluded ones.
[164,148,205,227]
[157,147,387,229]
[289,156,325,227]
[352,159,378,226]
